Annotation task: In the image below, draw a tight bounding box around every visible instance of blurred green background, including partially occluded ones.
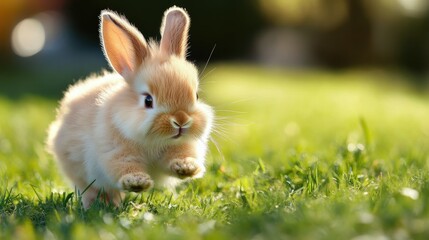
[1,0,429,98]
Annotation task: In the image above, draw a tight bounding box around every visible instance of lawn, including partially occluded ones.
[1,65,429,239]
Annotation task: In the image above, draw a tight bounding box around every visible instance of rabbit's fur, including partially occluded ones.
[47,6,213,208]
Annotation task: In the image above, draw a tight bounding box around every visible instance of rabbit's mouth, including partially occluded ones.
[172,133,181,139]
[172,127,188,139]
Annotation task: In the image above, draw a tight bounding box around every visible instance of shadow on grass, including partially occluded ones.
[0,68,105,100]
[1,65,428,100]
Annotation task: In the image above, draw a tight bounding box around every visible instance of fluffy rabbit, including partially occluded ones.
[47,6,213,208]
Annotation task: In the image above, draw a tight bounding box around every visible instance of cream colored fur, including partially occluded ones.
[46,6,213,208]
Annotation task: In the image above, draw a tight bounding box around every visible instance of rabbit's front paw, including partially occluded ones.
[170,157,204,179]
[119,172,153,192]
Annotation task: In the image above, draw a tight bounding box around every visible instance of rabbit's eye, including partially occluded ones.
[144,94,153,108]
[196,93,199,100]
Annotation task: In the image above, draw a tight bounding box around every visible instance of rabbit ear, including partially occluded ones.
[160,6,190,58]
[100,10,149,79]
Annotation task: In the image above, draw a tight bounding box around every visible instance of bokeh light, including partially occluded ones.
[11,18,46,57]
[397,0,428,17]
[258,0,348,29]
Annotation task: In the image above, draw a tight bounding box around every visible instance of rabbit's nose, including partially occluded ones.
[171,119,193,129]
[170,111,192,128]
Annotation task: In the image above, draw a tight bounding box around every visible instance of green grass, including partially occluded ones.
[1,65,429,239]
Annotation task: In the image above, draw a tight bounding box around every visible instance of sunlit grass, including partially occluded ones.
[1,65,429,239]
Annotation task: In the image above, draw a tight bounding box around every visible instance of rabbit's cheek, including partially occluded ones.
[187,112,207,137]
[147,113,176,138]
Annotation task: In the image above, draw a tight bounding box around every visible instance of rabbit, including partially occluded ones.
[46,6,214,208]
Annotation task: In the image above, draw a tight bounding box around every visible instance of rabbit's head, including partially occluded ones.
[99,7,213,147]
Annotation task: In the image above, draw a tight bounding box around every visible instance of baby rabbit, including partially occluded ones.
[47,6,213,208]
